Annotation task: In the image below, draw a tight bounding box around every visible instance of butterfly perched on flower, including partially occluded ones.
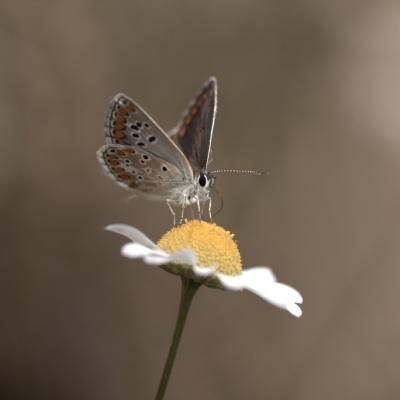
[97,77,218,220]
[98,77,264,222]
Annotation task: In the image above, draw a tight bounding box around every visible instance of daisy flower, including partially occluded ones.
[106,220,303,399]
[107,220,303,317]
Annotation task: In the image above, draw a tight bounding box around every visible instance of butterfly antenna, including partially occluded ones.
[210,187,224,218]
[211,168,268,176]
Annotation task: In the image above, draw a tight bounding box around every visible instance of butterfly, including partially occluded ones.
[97,77,218,222]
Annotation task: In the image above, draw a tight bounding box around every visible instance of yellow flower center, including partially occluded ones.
[157,220,242,276]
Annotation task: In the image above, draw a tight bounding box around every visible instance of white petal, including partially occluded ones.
[240,267,277,284]
[144,253,172,266]
[122,242,156,258]
[248,282,303,317]
[192,264,216,277]
[286,303,303,318]
[105,224,158,249]
[217,267,303,317]
[216,267,276,291]
[216,273,245,291]
[121,243,169,266]
[167,249,197,266]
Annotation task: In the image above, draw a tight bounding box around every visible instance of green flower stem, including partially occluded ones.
[155,277,200,400]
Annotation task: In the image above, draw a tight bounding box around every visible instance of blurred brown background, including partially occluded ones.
[2,1,400,399]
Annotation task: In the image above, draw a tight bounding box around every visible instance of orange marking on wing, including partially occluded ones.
[117,173,130,180]
[113,167,125,173]
[129,181,138,188]
[190,106,198,116]
[113,131,125,140]
[116,150,125,156]
[114,121,125,130]
[196,98,204,108]
[184,115,192,125]
[126,103,135,112]
[118,105,128,113]
[179,126,187,138]
[115,115,126,124]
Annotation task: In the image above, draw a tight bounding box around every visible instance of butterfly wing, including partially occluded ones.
[169,77,217,173]
[97,144,190,200]
[104,93,193,178]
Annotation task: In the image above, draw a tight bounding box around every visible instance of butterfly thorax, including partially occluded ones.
[168,171,214,206]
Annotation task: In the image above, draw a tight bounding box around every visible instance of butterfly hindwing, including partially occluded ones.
[97,144,188,199]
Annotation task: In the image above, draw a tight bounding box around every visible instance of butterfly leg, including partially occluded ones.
[196,199,202,220]
[189,202,195,220]
[198,201,205,220]
[166,199,176,226]
[208,197,213,222]
[179,196,187,225]
[201,200,207,219]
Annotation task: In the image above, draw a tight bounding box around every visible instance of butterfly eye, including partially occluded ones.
[198,173,208,187]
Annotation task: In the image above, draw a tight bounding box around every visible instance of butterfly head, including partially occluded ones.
[197,171,215,190]
[183,171,215,205]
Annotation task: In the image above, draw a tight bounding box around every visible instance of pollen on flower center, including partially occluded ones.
[157,220,242,276]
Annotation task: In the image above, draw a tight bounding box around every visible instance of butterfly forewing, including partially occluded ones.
[98,144,189,199]
[173,77,217,173]
[104,93,193,179]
